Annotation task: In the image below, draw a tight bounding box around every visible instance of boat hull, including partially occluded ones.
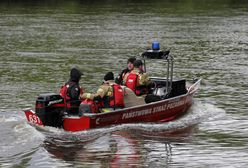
[63,92,193,131]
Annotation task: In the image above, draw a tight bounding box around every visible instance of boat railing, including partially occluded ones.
[141,50,174,99]
[188,78,202,94]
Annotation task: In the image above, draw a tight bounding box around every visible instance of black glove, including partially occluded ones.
[93,95,102,102]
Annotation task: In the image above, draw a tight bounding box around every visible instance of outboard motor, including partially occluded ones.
[35,93,65,127]
[79,99,99,116]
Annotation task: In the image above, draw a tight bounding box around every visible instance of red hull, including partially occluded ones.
[24,79,201,132]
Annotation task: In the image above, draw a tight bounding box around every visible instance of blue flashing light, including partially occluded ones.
[152,41,160,50]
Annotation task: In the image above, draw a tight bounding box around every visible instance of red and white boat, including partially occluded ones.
[23,43,201,132]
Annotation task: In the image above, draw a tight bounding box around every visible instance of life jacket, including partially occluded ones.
[102,84,124,108]
[121,69,129,81]
[125,72,148,96]
[115,68,129,85]
[125,73,138,92]
[60,82,83,109]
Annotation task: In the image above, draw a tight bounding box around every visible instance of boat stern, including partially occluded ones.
[23,109,44,126]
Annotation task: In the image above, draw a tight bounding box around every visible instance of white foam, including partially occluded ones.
[41,101,224,142]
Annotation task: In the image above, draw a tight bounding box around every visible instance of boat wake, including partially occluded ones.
[0,111,44,165]
[36,100,225,143]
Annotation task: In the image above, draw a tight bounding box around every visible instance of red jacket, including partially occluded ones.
[125,71,148,96]
[109,84,124,108]
[97,82,124,108]
[60,81,83,108]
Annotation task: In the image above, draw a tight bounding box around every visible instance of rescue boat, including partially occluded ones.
[23,42,201,132]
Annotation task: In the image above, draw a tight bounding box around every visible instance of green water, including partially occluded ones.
[0,0,248,167]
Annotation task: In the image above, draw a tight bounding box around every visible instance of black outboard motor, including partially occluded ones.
[35,93,65,127]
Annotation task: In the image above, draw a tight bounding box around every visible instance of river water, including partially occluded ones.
[0,0,248,167]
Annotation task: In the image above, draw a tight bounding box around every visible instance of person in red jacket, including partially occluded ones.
[82,72,124,110]
[115,57,136,85]
[123,59,151,96]
[60,67,84,114]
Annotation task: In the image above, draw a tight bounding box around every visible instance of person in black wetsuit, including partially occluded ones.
[60,67,84,114]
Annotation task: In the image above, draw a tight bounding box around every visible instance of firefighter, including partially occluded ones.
[60,67,84,114]
[115,57,136,85]
[82,72,124,109]
[123,59,151,96]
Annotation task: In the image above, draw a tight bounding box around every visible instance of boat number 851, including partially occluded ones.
[29,114,41,124]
